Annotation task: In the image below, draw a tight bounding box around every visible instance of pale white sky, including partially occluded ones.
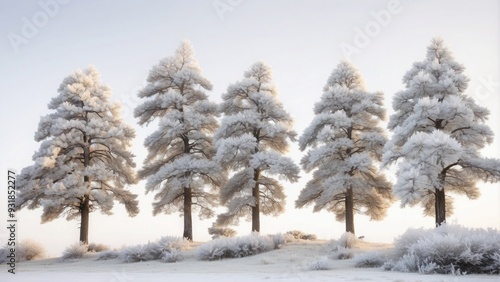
[0,0,499,257]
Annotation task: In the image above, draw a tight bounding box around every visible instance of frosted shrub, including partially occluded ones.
[308,257,333,271]
[61,242,88,260]
[337,232,358,248]
[269,233,287,249]
[330,247,353,260]
[328,232,359,258]
[287,230,305,240]
[354,252,385,268]
[302,234,317,241]
[121,236,186,263]
[197,233,275,261]
[162,248,183,263]
[389,225,500,274]
[16,240,46,261]
[197,238,231,261]
[121,243,158,262]
[382,261,395,271]
[394,227,427,256]
[158,236,188,251]
[208,226,237,239]
[87,243,110,253]
[391,252,420,273]
[286,230,317,241]
[0,242,47,264]
[97,250,120,260]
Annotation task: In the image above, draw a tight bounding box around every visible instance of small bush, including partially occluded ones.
[393,227,427,257]
[286,230,305,240]
[382,261,395,271]
[208,226,237,239]
[336,232,358,248]
[61,242,88,260]
[308,257,333,271]
[354,252,385,268]
[330,247,353,260]
[0,240,46,262]
[161,248,182,263]
[87,243,110,253]
[97,250,120,260]
[286,230,317,241]
[302,234,317,241]
[121,236,186,263]
[389,225,500,274]
[121,243,158,262]
[197,233,275,261]
[269,233,287,249]
[391,252,420,273]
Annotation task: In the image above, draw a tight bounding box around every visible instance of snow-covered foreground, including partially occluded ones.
[1,240,498,282]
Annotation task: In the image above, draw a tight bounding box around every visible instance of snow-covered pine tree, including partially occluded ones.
[383,38,500,226]
[134,41,222,241]
[296,61,393,234]
[16,66,139,244]
[214,61,300,232]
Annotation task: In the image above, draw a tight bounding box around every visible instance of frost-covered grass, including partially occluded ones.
[120,236,187,263]
[307,256,333,271]
[61,242,88,260]
[96,250,120,260]
[354,252,386,268]
[197,233,282,261]
[0,240,46,263]
[387,225,500,275]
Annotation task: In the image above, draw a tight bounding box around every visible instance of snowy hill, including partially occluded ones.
[1,240,497,282]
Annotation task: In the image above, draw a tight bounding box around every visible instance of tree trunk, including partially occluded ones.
[345,187,355,234]
[435,188,446,226]
[344,128,355,234]
[80,137,90,244]
[183,187,193,241]
[252,168,261,233]
[79,194,90,244]
[435,178,446,227]
[435,172,447,227]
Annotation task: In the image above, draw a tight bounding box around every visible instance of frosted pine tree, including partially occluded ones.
[134,41,222,241]
[296,61,392,234]
[383,38,500,226]
[16,66,139,244]
[214,62,300,232]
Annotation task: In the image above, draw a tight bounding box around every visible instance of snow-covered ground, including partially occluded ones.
[1,240,498,282]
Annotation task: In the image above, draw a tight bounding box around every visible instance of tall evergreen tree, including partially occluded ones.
[16,66,139,244]
[296,61,393,234]
[214,61,300,232]
[383,38,500,226]
[134,41,222,241]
